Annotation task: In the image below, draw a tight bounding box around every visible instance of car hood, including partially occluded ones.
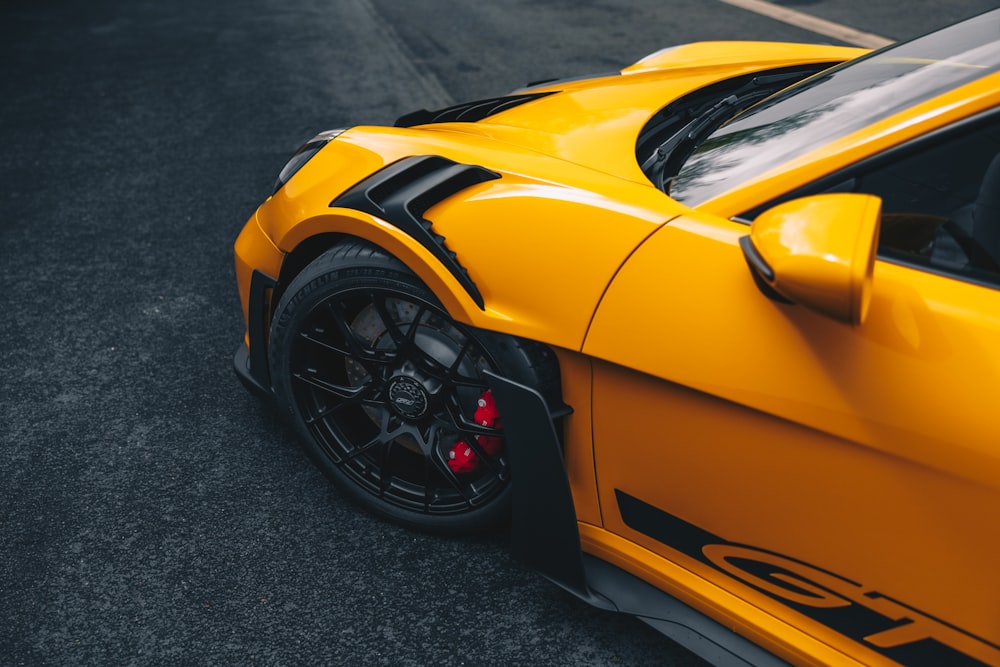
[258,43,863,352]
[411,41,865,185]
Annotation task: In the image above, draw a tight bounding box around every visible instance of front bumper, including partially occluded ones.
[234,268,278,400]
[234,207,284,400]
[234,342,272,400]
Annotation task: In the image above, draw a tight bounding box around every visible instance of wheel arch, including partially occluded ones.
[272,212,487,331]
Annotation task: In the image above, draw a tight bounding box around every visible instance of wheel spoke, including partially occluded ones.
[325,300,396,367]
[294,369,372,401]
[460,440,507,480]
[373,296,453,378]
[443,356,491,388]
[339,432,385,464]
[448,339,472,371]
[427,447,476,503]
[424,456,435,511]
[365,411,422,498]
[447,371,490,388]
[461,436,507,479]
[373,294,424,351]
[441,392,502,439]
[377,438,395,499]
[442,333,497,387]
[297,330,353,358]
[303,398,353,425]
[443,339,478,384]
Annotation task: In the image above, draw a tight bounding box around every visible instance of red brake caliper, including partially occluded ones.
[447,389,502,473]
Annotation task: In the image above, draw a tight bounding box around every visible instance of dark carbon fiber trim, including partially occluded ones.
[484,371,782,667]
[233,269,278,399]
[394,91,556,127]
[331,155,499,309]
[483,371,590,601]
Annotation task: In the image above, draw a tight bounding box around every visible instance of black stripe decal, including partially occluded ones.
[616,489,996,666]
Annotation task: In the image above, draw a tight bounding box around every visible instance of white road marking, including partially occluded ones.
[717,0,894,49]
[349,0,455,108]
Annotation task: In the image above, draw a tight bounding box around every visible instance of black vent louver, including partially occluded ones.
[395,91,556,127]
[331,156,500,309]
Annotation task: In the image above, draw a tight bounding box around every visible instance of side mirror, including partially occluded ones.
[739,193,881,325]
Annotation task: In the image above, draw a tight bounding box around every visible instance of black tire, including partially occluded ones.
[268,240,559,534]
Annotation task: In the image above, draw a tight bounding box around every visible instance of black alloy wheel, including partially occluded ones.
[268,240,558,533]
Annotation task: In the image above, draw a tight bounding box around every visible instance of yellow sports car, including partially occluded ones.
[234,10,1000,666]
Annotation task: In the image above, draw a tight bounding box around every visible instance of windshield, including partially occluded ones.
[669,10,1000,206]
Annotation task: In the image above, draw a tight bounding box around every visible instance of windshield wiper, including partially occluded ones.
[642,94,742,191]
[642,71,808,192]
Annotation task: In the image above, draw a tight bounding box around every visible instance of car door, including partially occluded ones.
[581,121,1000,665]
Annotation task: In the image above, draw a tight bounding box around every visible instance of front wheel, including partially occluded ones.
[268,241,559,534]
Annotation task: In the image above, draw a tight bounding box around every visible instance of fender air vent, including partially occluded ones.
[331,155,500,309]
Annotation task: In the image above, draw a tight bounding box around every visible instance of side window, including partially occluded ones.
[825,119,1000,285]
[745,116,1000,287]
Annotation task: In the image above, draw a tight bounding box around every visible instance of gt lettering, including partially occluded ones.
[616,491,1000,665]
[702,544,1000,665]
[702,544,849,609]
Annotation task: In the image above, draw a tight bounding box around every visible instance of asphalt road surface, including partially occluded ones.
[2,1,996,665]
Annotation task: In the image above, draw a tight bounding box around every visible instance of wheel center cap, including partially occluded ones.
[387,375,429,419]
